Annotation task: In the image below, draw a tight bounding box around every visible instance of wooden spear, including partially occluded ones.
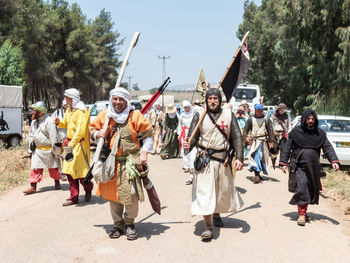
[188,31,250,143]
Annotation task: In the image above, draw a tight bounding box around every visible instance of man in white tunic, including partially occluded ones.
[244,103,275,184]
[178,100,196,184]
[147,101,164,154]
[23,101,61,195]
[184,88,244,241]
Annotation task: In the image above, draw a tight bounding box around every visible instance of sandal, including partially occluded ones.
[297,215,306,226]
[109,227,124,239]
[125,224,138,241]
[201,227,213,241]
[185,178,192,185]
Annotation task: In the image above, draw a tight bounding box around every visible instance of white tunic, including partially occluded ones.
[191,108,243,215]
[29,115,60,170]
[179,111,196,169]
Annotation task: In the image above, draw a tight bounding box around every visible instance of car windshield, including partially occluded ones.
[319,119,350,133]
[233,88,257,101]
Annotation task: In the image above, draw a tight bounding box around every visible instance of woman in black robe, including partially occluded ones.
[279,109,340,226]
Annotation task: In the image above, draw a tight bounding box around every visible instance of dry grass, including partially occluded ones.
[322,168,350,201]
[0,142,31,192]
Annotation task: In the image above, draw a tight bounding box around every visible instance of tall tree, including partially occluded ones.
[0,39,25,86]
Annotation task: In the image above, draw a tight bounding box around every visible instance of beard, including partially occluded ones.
[306,123,315,130]
[207,103,221,113]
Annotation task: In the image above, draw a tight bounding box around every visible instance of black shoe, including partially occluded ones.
[213,214,224,227]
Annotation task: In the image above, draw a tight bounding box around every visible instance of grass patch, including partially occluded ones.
[321,168,350,201]
[0,142,31,193]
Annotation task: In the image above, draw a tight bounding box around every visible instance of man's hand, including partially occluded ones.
[233,160,243,171]
[96,130,107,139]
[54,117,60,125]
[140,150,148,165]
[246,137,252,145]
[183,139,190,151]
[332,162,340,171]
[281,166,288,174]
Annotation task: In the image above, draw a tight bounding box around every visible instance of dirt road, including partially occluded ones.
[0,155,349,263]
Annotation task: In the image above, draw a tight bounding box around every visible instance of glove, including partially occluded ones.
[29,141,36,152]
[63,146,74,162]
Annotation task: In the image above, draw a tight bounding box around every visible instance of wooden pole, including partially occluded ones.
[188,31,250,143]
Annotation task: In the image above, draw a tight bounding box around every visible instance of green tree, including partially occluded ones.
[0,39,25,86]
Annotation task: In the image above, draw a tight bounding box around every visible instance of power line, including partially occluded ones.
[158,55,170,82]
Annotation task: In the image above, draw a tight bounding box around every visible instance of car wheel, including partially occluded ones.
[0,138,5,148]
[8,135,21,148]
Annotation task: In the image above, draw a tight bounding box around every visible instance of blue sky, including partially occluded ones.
[66,0,261,90]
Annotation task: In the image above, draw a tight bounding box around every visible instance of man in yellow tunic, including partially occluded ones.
[90,87,153,240]
[54,88,93,206]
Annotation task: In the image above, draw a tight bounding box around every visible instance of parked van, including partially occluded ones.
[229,83,261,113]
[0,85,23,147]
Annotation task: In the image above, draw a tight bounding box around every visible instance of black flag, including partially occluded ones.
[221,44,251,102]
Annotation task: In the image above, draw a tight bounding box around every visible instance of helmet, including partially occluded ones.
[30,101,47,114]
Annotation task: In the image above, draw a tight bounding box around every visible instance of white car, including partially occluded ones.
[291,115,301,129]
[89,101,109,123]
[318,115,350,166]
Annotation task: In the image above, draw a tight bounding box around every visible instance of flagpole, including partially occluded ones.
[188,31,250,143]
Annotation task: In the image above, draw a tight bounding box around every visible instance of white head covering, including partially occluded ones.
[107,87,134,124]
[64,88,85,110]
[154,101,160,106]
[182,100,192,108]
[182,100,192,117]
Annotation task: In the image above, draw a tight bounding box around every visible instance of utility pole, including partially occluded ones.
[158,55,170,109]
[127,76,133,91]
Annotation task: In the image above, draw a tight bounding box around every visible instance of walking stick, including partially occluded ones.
[188,31,250,143]
[92,32,140,164]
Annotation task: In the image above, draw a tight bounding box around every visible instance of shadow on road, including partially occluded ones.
[38,183,69,192]
[246,175,280,183]
[75,195,107,206]
[236,186,247,194]
[283,212,340,225]
[193,217,251,240]
[227,202,262,217]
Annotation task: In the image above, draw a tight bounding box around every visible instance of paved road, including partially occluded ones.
[0,155,349,263]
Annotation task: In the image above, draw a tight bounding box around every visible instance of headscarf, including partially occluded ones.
[205,88,222,114]
[181,100,193,117]
[64,88,85,111]
[107,87,134,124]
[275,109,289,121]
[289,108,326,149]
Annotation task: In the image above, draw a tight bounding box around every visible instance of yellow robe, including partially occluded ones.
[57,107,90,179]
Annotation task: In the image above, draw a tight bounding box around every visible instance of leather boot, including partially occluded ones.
[54,180,61,190]
[23,183,37,195]
[85,191,92,202]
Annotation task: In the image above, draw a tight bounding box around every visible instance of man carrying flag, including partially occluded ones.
[184,32,251,241]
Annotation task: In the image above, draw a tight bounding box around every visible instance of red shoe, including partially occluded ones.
[23,183,37,195]
[62,200,78,206]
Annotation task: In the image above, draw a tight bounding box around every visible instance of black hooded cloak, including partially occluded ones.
[280,109,339,205]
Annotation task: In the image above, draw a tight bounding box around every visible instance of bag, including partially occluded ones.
[194,151,210,171]
[92,127,121,183]
[288,167,297,193]
[287,149,304,193]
